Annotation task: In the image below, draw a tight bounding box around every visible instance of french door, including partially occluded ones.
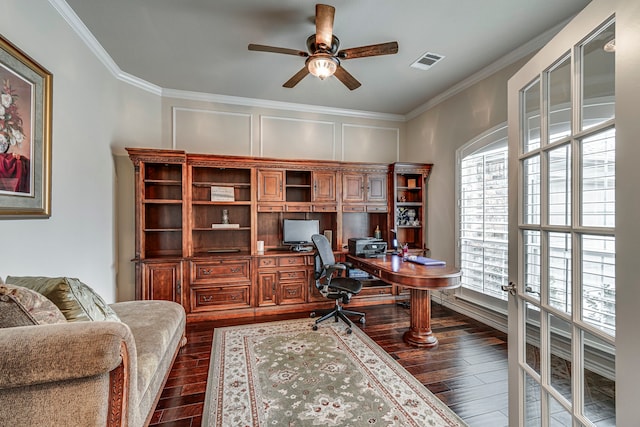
[507,10,616,427]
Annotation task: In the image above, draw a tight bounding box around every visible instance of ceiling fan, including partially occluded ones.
[248,4,398,90]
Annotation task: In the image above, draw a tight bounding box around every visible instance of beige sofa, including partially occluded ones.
[0,299,186,427]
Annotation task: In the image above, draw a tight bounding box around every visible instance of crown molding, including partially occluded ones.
[161,88,406,122]
[405,17,573,121]
[49,0,162,95]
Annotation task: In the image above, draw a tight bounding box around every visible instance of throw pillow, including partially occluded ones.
[0,284,67,327]
[6,276,121,323]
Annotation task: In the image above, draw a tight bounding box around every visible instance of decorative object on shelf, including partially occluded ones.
[407,209,416,223]
[211,223,239,229]
[0,34,52,217]
[373,225,382,239]
[397,207,419,226]
[407,178,417,188]
[211,186,235,201]
[256,240,265,254]
[221,209,229,224]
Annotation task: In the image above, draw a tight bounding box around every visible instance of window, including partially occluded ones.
[457,126,509,301]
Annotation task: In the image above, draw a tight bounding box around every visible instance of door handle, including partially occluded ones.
[501,282,517,296]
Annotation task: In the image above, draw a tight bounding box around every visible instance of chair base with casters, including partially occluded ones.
[311,293,366,334]
[310,233,366,334]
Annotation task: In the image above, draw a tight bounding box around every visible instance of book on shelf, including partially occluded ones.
[211,223,240,229]
[211,186,235,201]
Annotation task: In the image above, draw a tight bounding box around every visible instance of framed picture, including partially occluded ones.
[0,34,52,218]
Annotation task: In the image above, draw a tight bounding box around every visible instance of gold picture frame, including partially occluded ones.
[0,33,52,218]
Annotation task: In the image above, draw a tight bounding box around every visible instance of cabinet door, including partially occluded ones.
[313,171,337,202]
[142,261,182,303]
[257,272,277,306]
[367,173,388,203]
[342,173,366,203]
[257,170,284,202]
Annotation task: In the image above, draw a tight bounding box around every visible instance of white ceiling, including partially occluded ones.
[64,0,591,116]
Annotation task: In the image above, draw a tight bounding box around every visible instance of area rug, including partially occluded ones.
[203,318,467,426]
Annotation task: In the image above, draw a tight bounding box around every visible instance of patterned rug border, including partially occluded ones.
[203,318,467,426]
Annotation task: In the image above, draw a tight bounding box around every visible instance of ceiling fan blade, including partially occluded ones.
[338,41,399,59]
[248,44,308,57]
[333,66,361,91]
[315,4,335,49]
[283,67,310,88]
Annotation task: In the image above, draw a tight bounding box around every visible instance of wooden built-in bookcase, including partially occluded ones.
[127,148,432,322]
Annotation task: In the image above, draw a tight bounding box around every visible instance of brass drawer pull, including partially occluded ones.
[230,267,242,273]
[201,295,213,302]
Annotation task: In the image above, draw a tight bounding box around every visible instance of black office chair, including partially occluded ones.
[310,233,365,334]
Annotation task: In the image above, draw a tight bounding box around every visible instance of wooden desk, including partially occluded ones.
[347,254,462,347]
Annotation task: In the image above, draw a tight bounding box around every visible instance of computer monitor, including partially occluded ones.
[282,219,319,252]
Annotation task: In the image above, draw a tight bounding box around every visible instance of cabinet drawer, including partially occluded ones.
[367,205,388,212]
[278,269,307,282]
[191,285,251,311]
[278,256,306,267]
[257,204,285,212]
[285,204,310,212]
[313,204,337,212]
[191,259,250,284]
[280,282,307,305]
[342,205,366,212]
[257,257,277,268]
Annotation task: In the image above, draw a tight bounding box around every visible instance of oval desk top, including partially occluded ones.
[347,254,462,290]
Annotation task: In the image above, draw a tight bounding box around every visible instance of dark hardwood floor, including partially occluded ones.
[149,302,510,426]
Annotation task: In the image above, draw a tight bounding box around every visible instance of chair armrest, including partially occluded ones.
[0,321,135,389]
[324,263,346,271]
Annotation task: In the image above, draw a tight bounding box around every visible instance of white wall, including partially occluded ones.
[0,1,163,302]
[405,57,529,263]
[0,1,120,300]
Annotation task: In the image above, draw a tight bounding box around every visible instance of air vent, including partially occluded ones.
[410,52,445,70]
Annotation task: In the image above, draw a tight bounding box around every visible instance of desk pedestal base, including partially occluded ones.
[403,288,438,347]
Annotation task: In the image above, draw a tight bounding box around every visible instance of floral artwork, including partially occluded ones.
[0,34,51,217]
[0,74,31,195]
[0,79,26,154]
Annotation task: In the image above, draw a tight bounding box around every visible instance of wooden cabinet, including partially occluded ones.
[189,258,251,312]
[128,148,430,321]
[140,260,182,303]
[312,171,336,202]
[257,169,284,202]
[392,163,433,253]
[256,254,311,306]
[342,171,388,212]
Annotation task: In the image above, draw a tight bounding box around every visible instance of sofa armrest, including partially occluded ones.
[0,320,137,389]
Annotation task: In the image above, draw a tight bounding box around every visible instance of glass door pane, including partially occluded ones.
[548,56,572,143]
[581,22,615,131]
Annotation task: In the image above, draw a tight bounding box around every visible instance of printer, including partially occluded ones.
[348,237,387,258]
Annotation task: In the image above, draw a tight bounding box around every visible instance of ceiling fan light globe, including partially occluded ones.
[307,55,338,80]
